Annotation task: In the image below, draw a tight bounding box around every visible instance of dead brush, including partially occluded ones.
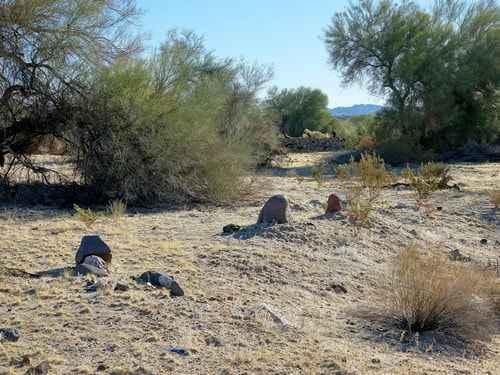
[374,246,495,340]
[311,164,325,187]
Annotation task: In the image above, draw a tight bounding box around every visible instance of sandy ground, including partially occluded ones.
[0,154,499,374]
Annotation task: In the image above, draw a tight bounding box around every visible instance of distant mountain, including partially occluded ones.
[330,104,383,118]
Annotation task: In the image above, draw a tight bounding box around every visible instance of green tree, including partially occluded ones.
[0,0,141,174]
[325,0,500,151]
[266,86,337,137]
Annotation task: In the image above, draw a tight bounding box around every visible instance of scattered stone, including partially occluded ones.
[326,193,342,214]
[436,206,443,211]
[114,281,130,292]
[76,255,109,277]
[24,361,49,375]
[75,235,112,265]
[136,271,184,297]
[250,303,291,328]
[0,327,20,342]
[257,195,289,225]
[96,363,107,372]
[327,283,347,294]
[449,249,472,262]
[84,278,114,292]
[480,239,488,245]
[371,358,381,364]
[222,224,241,235]
[205,336,224,347]
[169,347,189,357]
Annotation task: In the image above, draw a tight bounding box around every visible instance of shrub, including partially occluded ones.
[403,162,451,203]
[379,246,493,338]
[357,135,376,151]
[345,186,373,230]
[311,164,325,186]
[355,153,394,201]
[73,31,277,205]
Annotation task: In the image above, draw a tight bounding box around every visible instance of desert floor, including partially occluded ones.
[0,153,499,375]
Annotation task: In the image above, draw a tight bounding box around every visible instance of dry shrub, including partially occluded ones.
[357,135,376,151]
[335,164,351,179]
[378,246,494,339]
[355,152,393,200]
[311,164,325,186]
[489,190,500,208]
[403,162,451,203]
[345,186,373,231]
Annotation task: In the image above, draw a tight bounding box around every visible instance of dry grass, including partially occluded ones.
[73,204,98,228]
[489,190,500,209]
[108,199,127,222]
[355,152,394,201]
[377,246,494,339]
[345,186,373,231]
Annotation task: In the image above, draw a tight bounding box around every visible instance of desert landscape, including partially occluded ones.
[1,153,499,375]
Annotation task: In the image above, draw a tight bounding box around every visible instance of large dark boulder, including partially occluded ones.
[75,235,112,265]
[257,195,289,224]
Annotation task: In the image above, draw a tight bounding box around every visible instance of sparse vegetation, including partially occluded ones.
[108,199,127,222]
[378,246,494,339]
[345,186,373,231]
[73,204,98,229]
[355,153,394,201]
[403,162,452,204]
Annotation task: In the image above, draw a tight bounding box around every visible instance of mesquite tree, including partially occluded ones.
[0,0,141,178]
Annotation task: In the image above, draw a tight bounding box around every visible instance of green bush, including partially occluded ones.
[72,31,277,205]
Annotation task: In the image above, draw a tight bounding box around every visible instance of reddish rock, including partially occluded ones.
[326,194,342,214]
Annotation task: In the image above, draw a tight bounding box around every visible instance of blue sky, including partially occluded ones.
[136,0,434,107]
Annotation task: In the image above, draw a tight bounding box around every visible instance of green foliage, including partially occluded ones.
[265,86,337,137]
[72,31,277,204]
[325,0,500,152]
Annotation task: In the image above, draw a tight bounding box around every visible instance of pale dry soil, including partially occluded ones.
[0,154,499,375]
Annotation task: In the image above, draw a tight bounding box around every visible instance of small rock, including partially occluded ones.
[371,358,381,364]
[169,347,189,357]
[480,239,488,245]
[137,271,184,297]
[96,363,107,372]
[326,193,342,214]
[257,195,289,224]
[449,249,471,262]
[205,336,224,347]
[114,281,129,292]
[0,327,20,342]
[24,361,49,375]
[222,224,241,235]
[75,235,112,265]
[76,255,109,277]
[327,283,347,294]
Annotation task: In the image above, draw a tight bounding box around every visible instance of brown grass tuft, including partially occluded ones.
[376,246,494,339]
[489,190,500,209]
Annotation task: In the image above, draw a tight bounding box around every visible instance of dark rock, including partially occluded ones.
[327,283,347,294]
[257,195,289,224]
[24,361,49,375]
[223,224,241,235]
[75,235,112,265]
[0,327,20,342]
[480,239,488,245]
[449,249,471,262]
[96,363,107,372]
[169,347,189,356]
[326,193,342,214]
[114,281,129,292]
[206,335,224,347]
[137,271,184,297]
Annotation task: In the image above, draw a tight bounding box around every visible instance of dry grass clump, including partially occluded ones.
[355,152,394,200]
[73,204,98,228]
[403,162,451,203]
[357,135,376,151]
[377,246,494,339]
[489,190,500,208]
[108,199,127,222]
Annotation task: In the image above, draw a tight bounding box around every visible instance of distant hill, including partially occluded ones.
[330,104,383,118]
